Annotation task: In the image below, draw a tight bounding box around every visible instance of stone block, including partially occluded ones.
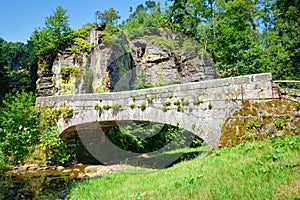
[252,73,272,82]
[232,75,251,85]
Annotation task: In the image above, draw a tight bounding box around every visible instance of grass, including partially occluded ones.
[66,135,300,200]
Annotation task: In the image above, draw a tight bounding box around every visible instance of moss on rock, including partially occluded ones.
[219,99,300,148]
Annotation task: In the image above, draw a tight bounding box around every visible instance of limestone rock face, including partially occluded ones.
[36,27,217,96]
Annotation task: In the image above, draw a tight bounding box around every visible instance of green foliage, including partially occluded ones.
[0,149,7,171]
[176,105,183,112]
[296,102,300,111]
[95,7,121,26]
[67,38,93,54]
[0,39,31,99]
[208,102,213,110]
[60,66,80,74]
[138,103,147,111]
[105,123,203,154]
[193,99,203,105]
[58,105,73,120]
[111,103,123,113]
[60,66,80,84]
[163,101,171,106]
[124,1,162,39]
[0,91,72,167]
[95,103,102,111]
[173,100,180,106]
[103,104,112,110]
[162,105,169,112]
[247,120,263,130]
[66,24,94,55]
[0,91,38,163]
[133,72,153,90]
[29,5,71,71]
[273,119,286,130]
[148,35,179,51]
[39,127,72,165]
[146,97,154,104]
[181,99,189,106]
[129,104,135,109]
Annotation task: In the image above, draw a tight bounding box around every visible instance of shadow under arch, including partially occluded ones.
[60,117,210,168]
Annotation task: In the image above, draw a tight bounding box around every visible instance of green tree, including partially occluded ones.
[125,1,162,32]
[266,0,300,80]
[95,7,121,26]
[33,5,71,68]
[212,0,263,76]
[0,38,9,99]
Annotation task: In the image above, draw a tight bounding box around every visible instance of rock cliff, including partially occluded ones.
[36,27,217,96]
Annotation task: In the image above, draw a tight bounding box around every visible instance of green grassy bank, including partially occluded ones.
[67,135,300,199]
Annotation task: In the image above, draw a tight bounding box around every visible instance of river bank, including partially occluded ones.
[0,163,146,199]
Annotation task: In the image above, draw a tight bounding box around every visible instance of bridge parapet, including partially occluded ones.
[36,73,273,148]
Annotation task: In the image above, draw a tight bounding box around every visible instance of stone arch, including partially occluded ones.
[60,107,221,149]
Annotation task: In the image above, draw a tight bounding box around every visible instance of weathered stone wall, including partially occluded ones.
[219,99,300,148]
[36,73,273,148]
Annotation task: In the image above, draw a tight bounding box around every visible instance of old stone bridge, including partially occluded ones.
[36,73,274,150]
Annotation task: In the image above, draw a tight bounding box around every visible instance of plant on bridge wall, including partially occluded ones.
[138,103,146,111]
[181,98,189,106]
[193,99,203,105]
[103,104,112,110]
[162,105,169,112]
[111,103,123,114]
[95,103,103,111]
[174,100,180,106]
[58,104,73,120]
[208,102,212,110]
[146,96,154,104]
[177,105,183,112]
[129,103,135,109]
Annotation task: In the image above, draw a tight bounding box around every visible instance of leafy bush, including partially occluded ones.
[148,35,179,51]
[105,123,204,154]
[0,91,72,166]
[0,150,7,171]
[133,72,153,90]
[0,91,38,163]
[39,127,72,165]
[66,23,94,55]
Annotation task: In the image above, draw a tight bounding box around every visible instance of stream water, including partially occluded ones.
[0,164,107,200]
[0,172,70,199]
[0,173,70,199]
[0,147,205,199]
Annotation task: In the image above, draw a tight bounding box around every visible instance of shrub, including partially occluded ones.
[39,127,73,165]
[0,91,38,163]
[0,91,73,166]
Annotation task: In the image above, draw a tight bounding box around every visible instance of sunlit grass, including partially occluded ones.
[67,135,300,200]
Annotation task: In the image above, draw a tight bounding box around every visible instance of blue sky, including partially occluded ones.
[0,0,164,43]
